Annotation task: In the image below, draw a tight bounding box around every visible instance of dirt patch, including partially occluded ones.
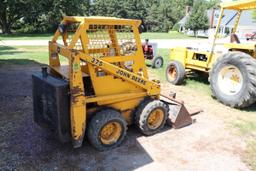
[0,64,250,171]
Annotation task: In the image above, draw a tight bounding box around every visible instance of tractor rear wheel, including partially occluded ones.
[87,108,127,151]
[152,56,164,68]
[134,98,168,135]
[166,61,185,85]
[209,52,256,108]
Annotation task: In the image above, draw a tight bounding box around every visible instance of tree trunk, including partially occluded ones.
[0,3,11,34]
[1,19,11,34]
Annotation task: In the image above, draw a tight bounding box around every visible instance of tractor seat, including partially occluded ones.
[230,33,240,44]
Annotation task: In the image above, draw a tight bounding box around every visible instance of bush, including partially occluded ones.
[172,23,180,31]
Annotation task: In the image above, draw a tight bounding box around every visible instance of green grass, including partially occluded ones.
[0,31,195,41]
[0,45,69,67]
[0,33,53,40]
[233,113,256,170]
[0,46,49,65]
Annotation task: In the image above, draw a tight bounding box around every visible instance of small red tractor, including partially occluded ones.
[142,39,164,68]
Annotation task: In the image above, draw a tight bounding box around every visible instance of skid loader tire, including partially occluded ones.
[87,108,127,151]
[135,98,168,136]
[209,52,256,108]
[166,61,185,85]
[152,56,164,68]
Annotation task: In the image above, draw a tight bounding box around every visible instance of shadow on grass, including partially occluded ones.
[0,46,16,51]
[0,59,43,66]
[0,33,52,38]
[0,46,24,56]
[184,71,209,85]
[243,104,256,112]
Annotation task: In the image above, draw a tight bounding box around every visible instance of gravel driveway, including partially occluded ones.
[0,62,250,171]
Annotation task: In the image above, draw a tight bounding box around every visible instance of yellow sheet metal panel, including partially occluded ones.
[170,47,187,66]
[224,43,256,50]
[110,97,144,124]
[62,16,141,26]
[185,65,209,72]
[221,0,256,10]
[91,75,144,96]
[186,50,209,69]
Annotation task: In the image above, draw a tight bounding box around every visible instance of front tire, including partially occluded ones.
[152,56,164,68]
[87,108,127,151]
[134,98,168,135]
[166,61,185,85]
[209,52,256,108]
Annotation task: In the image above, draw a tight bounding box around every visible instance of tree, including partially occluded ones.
[185,0,209,36]
[253,10,256,21]
[0,0,27,34]
[145,0,192,32]
[206,0,220,9]
[0,0,90,34]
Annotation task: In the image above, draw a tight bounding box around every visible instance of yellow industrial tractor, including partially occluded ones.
[166,0,256,108]
[32,16,196,150]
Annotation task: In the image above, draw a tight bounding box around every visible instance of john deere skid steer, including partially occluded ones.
[32,16,196,150]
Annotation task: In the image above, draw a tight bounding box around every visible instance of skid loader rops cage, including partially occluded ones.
[32,16,198,150]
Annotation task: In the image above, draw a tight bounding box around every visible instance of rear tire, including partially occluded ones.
[134,98,168,135]
[87,108,127,151]
[209,52,256,108]
[166,61,185,85]
[152,56,163,68]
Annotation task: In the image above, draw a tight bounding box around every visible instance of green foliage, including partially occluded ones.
[206,0,220,9]
[1,0,90,33]
[0,0,28,34]
[19,0,89,33]
[145,0,174,32]
[172,23,181,31]
[91,0,193,32]
[253,10,256,21]
[185,0,209,35]
[0,0,215,34]
[144,0,193,32]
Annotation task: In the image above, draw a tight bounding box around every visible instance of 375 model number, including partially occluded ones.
[91,57,103,66]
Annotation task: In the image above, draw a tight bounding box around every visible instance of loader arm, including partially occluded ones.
[49,42,161,95]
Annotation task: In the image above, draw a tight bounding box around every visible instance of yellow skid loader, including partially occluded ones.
[166,0,256,108]
[32,16,198,150]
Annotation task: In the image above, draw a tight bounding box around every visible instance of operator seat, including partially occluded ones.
[230,33,240,43]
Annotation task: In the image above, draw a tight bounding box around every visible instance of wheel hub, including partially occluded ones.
[100,122,122,145]
[147,108,164,129]
[217,65,243,95]
[168,66,177,81]
[155,59,162,68]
